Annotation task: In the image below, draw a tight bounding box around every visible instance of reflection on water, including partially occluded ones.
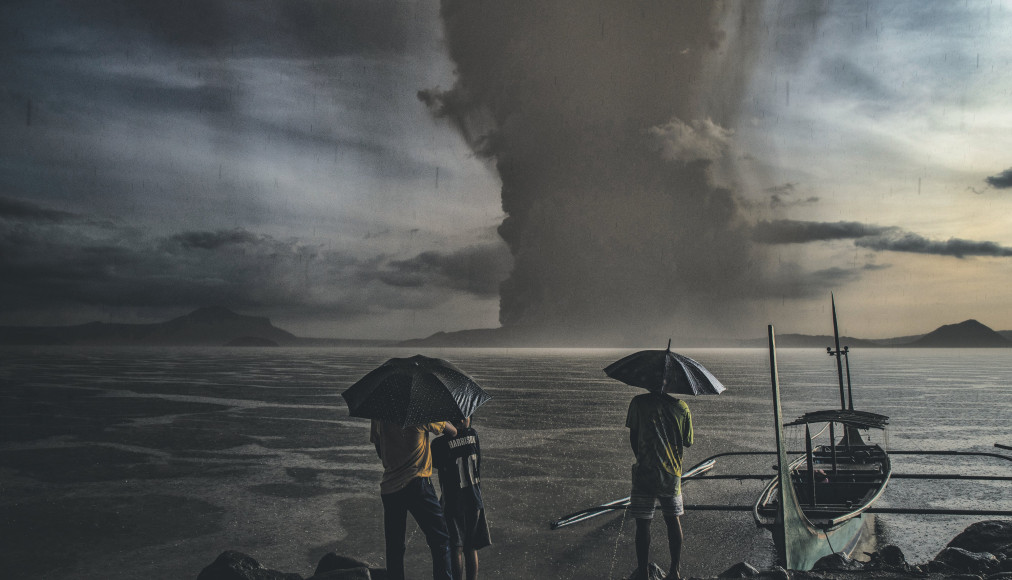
[1,347,1010,579]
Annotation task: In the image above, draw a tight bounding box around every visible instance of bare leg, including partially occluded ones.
[634,518,652,580]
[464,548,479,580]
[451,547,464,580]
[662,515,683,580]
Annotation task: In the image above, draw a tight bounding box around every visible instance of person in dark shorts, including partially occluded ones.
[626,391,694,580]
[431,416,491,580]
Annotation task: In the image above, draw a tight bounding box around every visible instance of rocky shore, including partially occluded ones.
[196,520,1012,580]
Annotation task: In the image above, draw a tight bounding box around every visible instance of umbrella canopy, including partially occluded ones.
[604,340,726,395]
[341,354,492,427]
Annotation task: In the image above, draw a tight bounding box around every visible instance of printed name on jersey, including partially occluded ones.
[448,435,477,449]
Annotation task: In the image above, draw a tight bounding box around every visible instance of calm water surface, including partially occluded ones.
[1,346,1010,579]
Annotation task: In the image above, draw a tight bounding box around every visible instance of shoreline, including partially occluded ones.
[196,520,1012,580]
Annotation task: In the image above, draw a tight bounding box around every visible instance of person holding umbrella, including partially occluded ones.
[342,355,492,580]
[371,418,456,580]
[605,341,725,580]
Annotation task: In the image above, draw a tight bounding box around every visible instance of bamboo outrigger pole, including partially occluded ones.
[670,505,1012,517]
[549,458,716,529]
[689,473,1012,482]
[637,449,1012,465]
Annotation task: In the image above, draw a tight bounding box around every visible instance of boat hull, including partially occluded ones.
[773,508,868,570]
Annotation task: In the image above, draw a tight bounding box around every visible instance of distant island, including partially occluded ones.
[733,319,1012,349]
[1,307,1010,348]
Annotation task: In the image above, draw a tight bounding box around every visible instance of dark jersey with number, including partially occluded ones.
[431,427,483,509]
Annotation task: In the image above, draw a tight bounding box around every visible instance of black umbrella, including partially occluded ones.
[604,340,726,395]
[341,354,492,427]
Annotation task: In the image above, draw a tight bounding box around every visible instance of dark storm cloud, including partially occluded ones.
[0,201,505,325]
[756,262,887,301]
[772,195,820,208]
[3,0,436,230]
[782,267,860,298]
[170,229,263,250]
[801,263,893,292]
[382,244,512,298]
[766,183,797,194]
[752,220,896,244]
[752,219,1012,259]
[0,197,77,223]
[985,168,1012,189]
[427,2,771,339]
[764,183,819,209]
[4,0,412,57]
[82,70,237,117]
[855,233,1012,258]
[1,219,315,312]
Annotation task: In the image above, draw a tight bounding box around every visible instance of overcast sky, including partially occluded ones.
[2,1,1011,341]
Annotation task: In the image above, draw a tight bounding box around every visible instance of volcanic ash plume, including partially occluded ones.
[421,1,766,343]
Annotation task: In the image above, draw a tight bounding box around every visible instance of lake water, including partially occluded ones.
[1,346,1010,580]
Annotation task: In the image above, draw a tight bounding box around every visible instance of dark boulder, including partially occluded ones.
[313,554,372,576]
[196,551,303,580]
[306,569,370,580]
[879,544,908,568]
[719,562,760,577]
[934,546,1000,575]
[946,521,1012,557]
[307,553,381,579]
[308,553,390,580]
[812,552,863,571]
[758,565,789,580]
[865,544,910,572]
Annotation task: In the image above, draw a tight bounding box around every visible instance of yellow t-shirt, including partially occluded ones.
[371,420,446,494]
[626,392,693,495]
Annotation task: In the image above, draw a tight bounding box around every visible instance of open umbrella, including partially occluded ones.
[604,340,726,395]
[341,354,492,427]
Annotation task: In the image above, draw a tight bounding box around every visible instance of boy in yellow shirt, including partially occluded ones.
[371,419,458,580]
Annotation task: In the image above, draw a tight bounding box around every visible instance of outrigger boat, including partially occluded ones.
[757,322,891,570]
[550,297,1012,570]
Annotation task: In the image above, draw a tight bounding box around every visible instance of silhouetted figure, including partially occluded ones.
[432,416,492,580]
[626,392,694,580]
[371,420,458,580]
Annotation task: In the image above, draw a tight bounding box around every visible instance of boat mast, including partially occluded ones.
[843,346,854,411]
[830,294,847,410]
[805,424,816,507]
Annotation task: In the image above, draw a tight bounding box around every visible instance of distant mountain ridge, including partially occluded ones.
[399,320,1012,349]
[906,319,1011,348]
[1,308,1010,348]
[0,306,299,347]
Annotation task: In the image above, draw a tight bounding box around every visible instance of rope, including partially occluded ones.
[608,503,629,580]
[824,531,837,558]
